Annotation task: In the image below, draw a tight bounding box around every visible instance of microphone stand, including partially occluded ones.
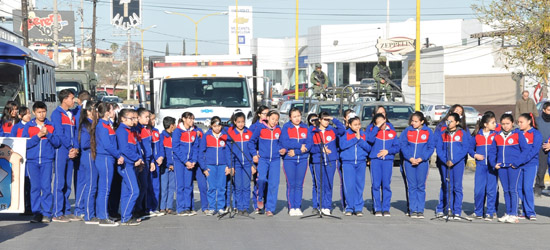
[301,129,341,220]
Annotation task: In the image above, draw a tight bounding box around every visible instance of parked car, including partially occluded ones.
[101,95,123,103]
[279,99,318,124]
[424,104,449,125]
[307,101,354,122]
[272,93,284,108]
[353,102,414,136]
[283,83,308,98]
[96,91,108,101]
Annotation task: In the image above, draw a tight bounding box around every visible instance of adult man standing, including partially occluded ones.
[515,90,539,119]
[373,56,392,101]
[310,64,328,100]
[535,102,550,197]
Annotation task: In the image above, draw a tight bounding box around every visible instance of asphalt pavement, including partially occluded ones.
[1,165,550,250]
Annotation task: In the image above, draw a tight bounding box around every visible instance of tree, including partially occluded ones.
[473,1,550,85]
[95,61,125,90]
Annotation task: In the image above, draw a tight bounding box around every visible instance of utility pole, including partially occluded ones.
[127,31,131,100]
[21,0,29,47]
[91,0,97,72]
[53,0,59,65]
[182,39,185,55]
[386,0,390,67]
[80,0,84,69]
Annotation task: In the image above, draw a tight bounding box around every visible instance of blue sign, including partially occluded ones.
[201,109,213,114]
[238,35,245,45]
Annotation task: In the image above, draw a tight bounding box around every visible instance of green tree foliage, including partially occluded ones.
[473,0,550,83]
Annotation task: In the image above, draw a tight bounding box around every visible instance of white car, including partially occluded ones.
[425,104,449,125]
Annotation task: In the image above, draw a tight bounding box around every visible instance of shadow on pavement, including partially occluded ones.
[0,214,48,244]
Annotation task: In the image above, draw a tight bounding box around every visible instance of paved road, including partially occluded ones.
[1,166,549,250]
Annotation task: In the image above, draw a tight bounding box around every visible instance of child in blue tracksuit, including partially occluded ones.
[136,108,155,217]
[227,112,255,214]
[23,101,61,223]
[0,100,19,137]
[172,112,203,215]
[249,110,286,216]
[435,112,471,219]
[199,116,232,215]
[399,111,435,219]
[493,114,529,223]
[10,106,31,138]
[280,107,312,216]
[160,117,176,214]
[249,105,269,213]
[517,113,542,221]
[95,102,123,226]
[339,115,370,216]
[116,109,143,226]
[468,112,498,220]
[77,101,99,224]
[51,90,79,222]
[306,113,320,212]
[148,113,163,215]
[309,112,345,215]
[368,113,400,216]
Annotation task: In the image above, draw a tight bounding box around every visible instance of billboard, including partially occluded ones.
[228,6,253,55]
[376,37,416,56]
[12,10,75,44]
[0,138,27,214]
[111,0,141,30]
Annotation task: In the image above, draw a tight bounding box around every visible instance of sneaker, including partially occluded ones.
[321,208,331,215]
[498,214,510,223]
[528,216,537,221]
[30,214,43,223]
[84,217,100,225]
[218,209,225,215]
[266,211,274,217]
[52,215,71,223]
[295,209,303,216]
[99,219,119,227]
[66,214,83,222]
[356,212,363,217]
[469,213,482,220]
[254,208,261,214]
[435,212,444,218]
[205,210,214,216]
[505,215,519,224]
[484,214,493,221]
[344,211,352,216]
[289,209,296,216]
[156,210,166,217]
[166,209,175,215]
[177,211,188,216]
[120,218,140,226]
[410,212,418,219]
[189,210,197,216]
[383,212,391,217]
[41,216,51,223]
[518,215,526,220]
[417,213,424,219]
[375,211,382,217]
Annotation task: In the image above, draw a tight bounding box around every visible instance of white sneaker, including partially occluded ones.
[321,208,331,215]
[289,209,296,216]
[218,209,225,215]
[295,209,303,216]
[498,214,509,223]
[505,215,519,224]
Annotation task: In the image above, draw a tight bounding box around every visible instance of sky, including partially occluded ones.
[26,0,480,56]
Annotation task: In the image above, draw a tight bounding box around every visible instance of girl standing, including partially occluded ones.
[469,112,498,221]
[280,107,312,216]
[226,112,255,215]
[199,116,232,215]
[309,112,345,215]
[249,110,286,216]
[399,111,435,219]
[517,113,542,221]
[368,113,400,217]
[78,101,98,224]
[10,106,31,137]
[0,100,19,136]
[250,105,269,213]
[339,114,370,216]
[435,112,471,219]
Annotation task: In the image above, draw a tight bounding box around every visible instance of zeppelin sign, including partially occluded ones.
[376,37,415,56]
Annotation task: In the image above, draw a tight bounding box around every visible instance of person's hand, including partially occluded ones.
[168,165,174,171]
[253,155,259,164]
[156,157,164,166]
[288,149,295,157]
[204,169,210,177]
[446,160,454,167]
[415,158,423,165]
[134,159,142,167]
[474,154,485,161]
[150,162,156,172]
[356,131,361,139]
[185,161,194,169]
[117,156,124,165]
[324,146,332,154]
[279,148,286,155]
[251,166,257,175]
[38,126,48,137]
[543,142,550,151]
[301,144,307,153]
[225,167,231,176]
[68,149,77,159]
[377,150,388,158]
[495,163,501,169]
[409,157,418,165]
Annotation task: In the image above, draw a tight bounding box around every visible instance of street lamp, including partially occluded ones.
[164,11,228,55]
[139,24,157,85]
